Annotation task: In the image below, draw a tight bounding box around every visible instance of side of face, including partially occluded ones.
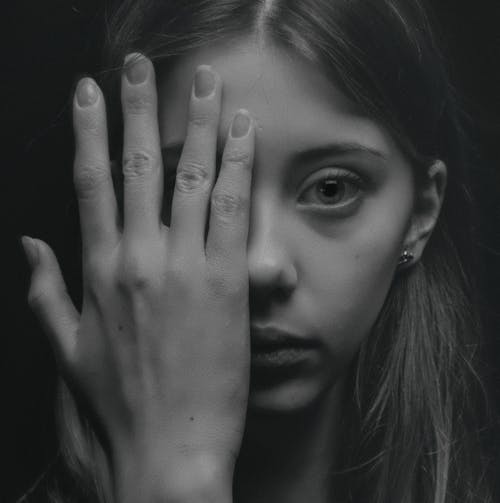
[156,36,438,413]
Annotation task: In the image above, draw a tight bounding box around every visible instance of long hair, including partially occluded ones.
[29,1,493,501]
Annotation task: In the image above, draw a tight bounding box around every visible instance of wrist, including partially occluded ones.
[113,450,234,503]
[160,453,233,503]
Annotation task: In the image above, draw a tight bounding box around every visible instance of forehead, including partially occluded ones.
[157,35,394,157]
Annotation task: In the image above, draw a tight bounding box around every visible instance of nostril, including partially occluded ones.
[249,279,294,319]
[248,258,297,305]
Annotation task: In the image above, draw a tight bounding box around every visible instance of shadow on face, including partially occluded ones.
[157,35,417,413]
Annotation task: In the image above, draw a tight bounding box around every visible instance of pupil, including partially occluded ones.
[319,179,339,198]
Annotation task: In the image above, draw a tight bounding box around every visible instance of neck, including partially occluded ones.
[234,378,347,503]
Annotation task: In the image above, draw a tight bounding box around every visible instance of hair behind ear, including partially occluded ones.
[339,218,493,503]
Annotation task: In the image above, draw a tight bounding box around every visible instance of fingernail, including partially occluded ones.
[231,110,251,138]
[194,66,215,98]
[125,53,149,84]
[20,236,39,269]
[76,78,98,107]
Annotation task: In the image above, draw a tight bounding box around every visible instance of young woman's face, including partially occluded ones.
[157,37,416,412]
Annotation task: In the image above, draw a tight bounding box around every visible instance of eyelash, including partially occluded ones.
[297,168,365,210]
[164,166,365,211]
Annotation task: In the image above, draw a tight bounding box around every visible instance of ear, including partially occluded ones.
[401,160,447,267]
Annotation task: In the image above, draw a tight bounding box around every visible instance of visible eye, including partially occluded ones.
[298,168,364,210]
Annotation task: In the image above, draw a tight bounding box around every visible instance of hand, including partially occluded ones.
[22,53,255,502]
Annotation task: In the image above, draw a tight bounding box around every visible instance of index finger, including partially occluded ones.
[205,110,255,266]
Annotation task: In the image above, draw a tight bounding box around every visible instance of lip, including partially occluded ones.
[250,326,319,368]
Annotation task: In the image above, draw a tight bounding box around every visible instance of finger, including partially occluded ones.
[22,237,80,369]
[169,65,222,255]
[121,53,163,241]
[205,110,254,268]
[73,78,119,254]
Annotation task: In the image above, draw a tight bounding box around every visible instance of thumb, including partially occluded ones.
[21,236,80,369]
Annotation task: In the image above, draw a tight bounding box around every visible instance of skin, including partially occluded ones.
[157,35,446,503]
[22,34,446,503]
[160,36,415,411]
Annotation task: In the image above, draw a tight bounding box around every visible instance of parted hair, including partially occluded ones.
[23,0,493,502]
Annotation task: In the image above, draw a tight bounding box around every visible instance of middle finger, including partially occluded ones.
[169,65,222,256]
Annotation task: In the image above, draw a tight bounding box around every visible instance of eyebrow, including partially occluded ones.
[161,140,388,164]
[289,141,388,164]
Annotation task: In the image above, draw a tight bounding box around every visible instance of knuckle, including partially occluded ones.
[76,112,101,135]
[117,269,151,293]
[123,91,155,115]
[27,286,45,310]
[223,149,251,168]
[211,191,248,219]
[122,150,158,179]
[117,254,156,293]
[188,109,217,128]
[73,161,110,196]
[176,161,210,193]
[27,276,59,310]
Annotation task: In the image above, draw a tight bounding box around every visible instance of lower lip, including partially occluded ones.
[250,346,314,367]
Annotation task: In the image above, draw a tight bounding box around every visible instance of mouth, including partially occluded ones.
[250,326,319,367]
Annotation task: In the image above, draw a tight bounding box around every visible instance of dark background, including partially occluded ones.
[3,1,500,501]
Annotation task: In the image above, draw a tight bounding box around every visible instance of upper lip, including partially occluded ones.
[250,325,318,350]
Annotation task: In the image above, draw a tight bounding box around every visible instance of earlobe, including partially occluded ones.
[400,159,447,267]
[397,249,415,267]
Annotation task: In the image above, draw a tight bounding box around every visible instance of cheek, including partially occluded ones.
[301,198,412,370]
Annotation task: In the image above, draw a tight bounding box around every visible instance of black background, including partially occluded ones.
[3,1,500,501]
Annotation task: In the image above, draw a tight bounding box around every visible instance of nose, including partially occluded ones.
[247,203,298,298]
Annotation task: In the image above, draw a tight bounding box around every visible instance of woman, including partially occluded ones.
[20,0,493,501]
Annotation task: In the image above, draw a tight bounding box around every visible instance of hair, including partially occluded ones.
[22,0,494,502]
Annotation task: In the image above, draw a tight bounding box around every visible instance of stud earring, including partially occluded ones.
[398,249,414,266]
